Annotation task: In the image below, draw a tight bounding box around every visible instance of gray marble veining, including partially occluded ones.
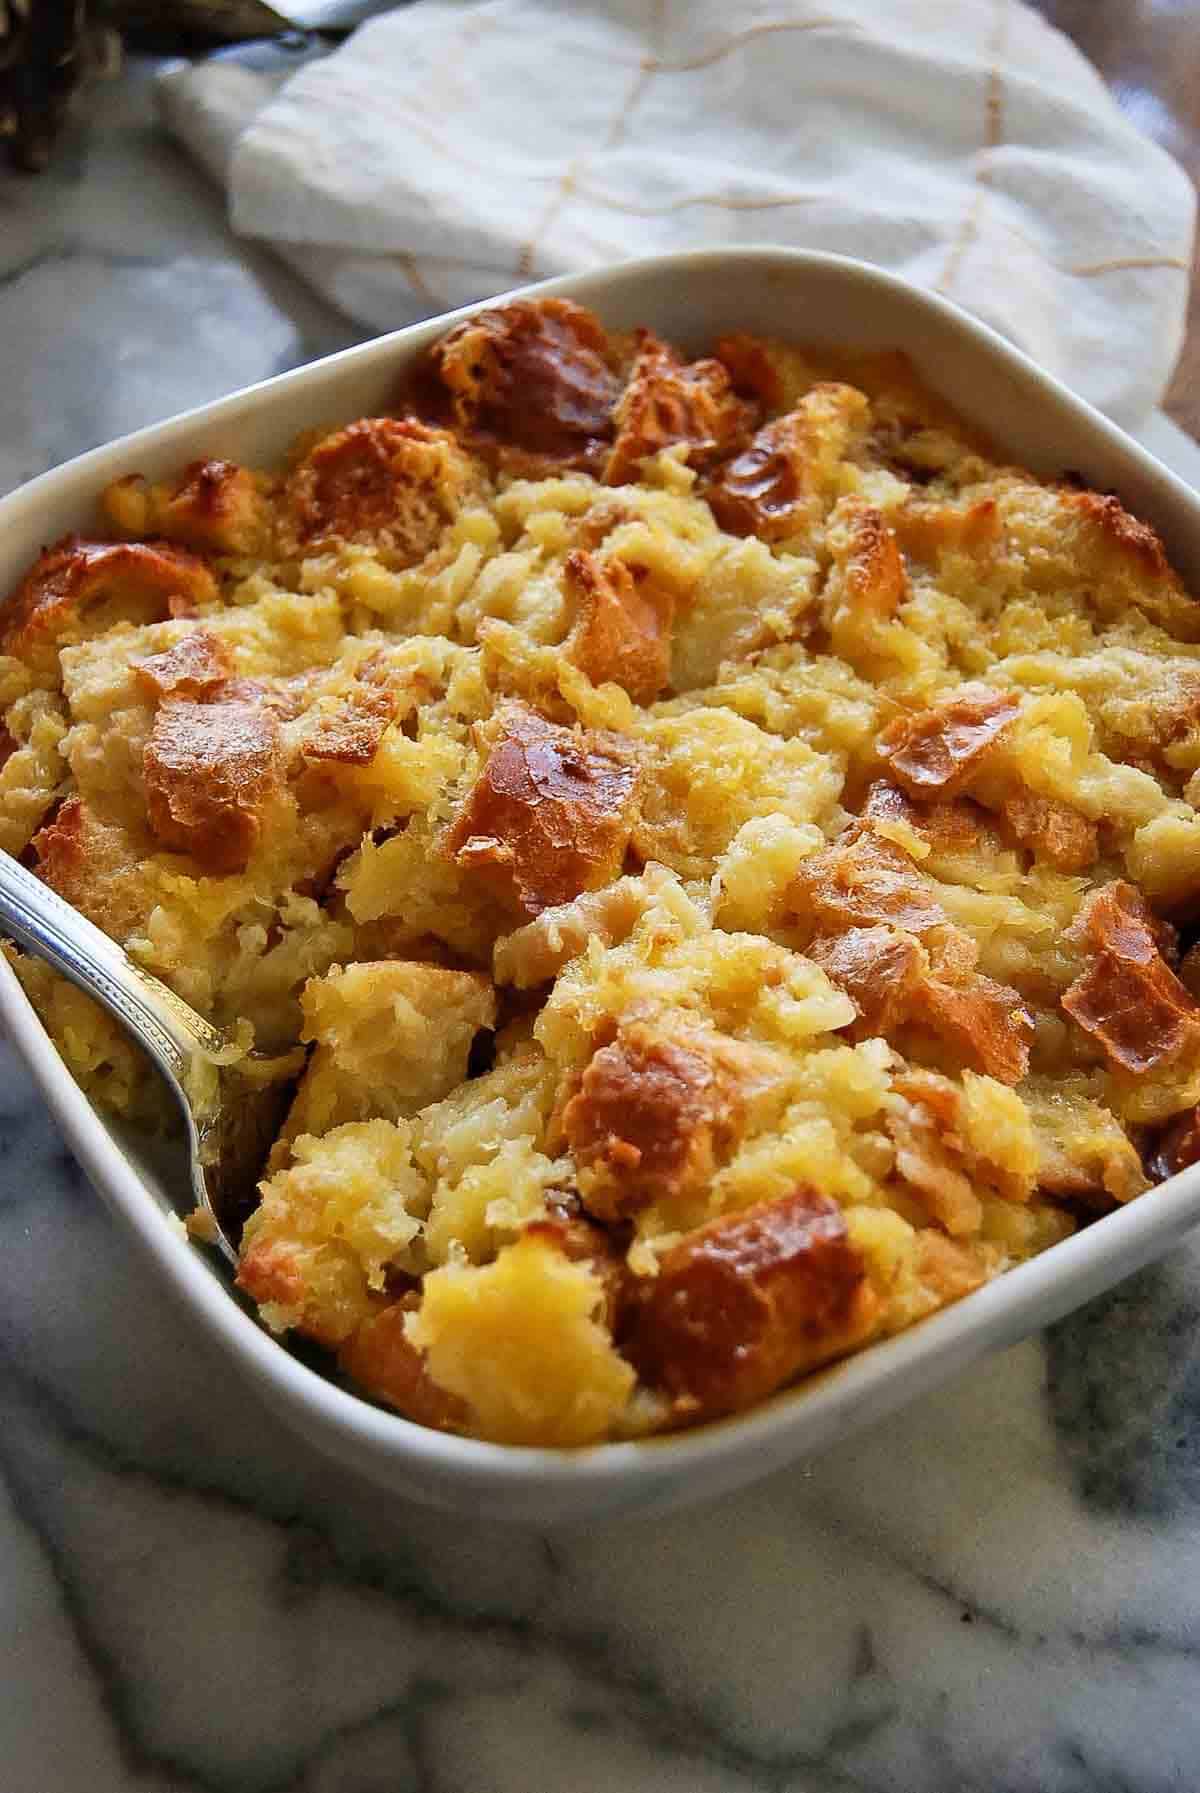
[4,51,1200,1793]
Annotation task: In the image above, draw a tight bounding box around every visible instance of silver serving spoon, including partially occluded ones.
[0,851,294,1266]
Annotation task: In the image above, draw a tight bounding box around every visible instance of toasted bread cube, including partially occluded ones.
[2,537,217,671]
[429,297,619,465]
[281,417,479,564]
[143,695,282,873]
[563,548,674,705]
[132,627,233,701]
[623,1188,878,1424]
[446,703,639,918]
[878,683,1020,799]
[604,329,754,484]
[104,459,269,555]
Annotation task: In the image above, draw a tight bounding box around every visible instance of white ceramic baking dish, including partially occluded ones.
[6,246,1200,1524]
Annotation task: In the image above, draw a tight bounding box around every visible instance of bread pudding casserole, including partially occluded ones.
[5,296,1200,1446]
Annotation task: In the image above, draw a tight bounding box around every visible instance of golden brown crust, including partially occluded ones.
[560,1020,784,1222]
[1000,788,1098,874]
[704,410,813,542]
[234,1228,364,1354]
[877,683,1020,798]
[236,1236,307,1315]
[622,1187,878,1423]
[791,812,1032,1083]
[827,499,908,624]
[280,417,476,562]
[872,718,1097,875]
[806,913,1031,1084]
[713,331,785,409]
[445,703,639,917]
[300,685,396,766]
[160,460,265,554]
[132,628,234,701]
[862,780,1003,856]
[143,695,282,873]
[563,548,674,705]
[806,924,926,1038]
[1061,881,1200,1074]
[337,1300,468,1432]
[705,383,865,542]
[29,796,88,893]
[1,536,216,661]
[30,796,165,947]
[573,500,633,552]
[787,822,949,940]
[886,1074,983,1236]
[105,459,268,555]
[911,966,1032,1086]
[427,297,620,468]
[1066,490,1170,579]
[891,495,1001,565]
[604,329,755,485]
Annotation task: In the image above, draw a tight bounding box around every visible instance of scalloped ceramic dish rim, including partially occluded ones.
[5,246,1200,1524]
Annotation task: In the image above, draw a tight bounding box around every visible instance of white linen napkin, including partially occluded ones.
[159,0,1196,427]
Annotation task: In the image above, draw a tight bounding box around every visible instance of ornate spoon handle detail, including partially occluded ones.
[0,849,239,1263]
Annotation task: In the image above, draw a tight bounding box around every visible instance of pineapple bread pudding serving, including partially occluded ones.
[5,295,1200,1446]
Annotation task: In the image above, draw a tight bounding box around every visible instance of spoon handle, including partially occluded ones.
[0,849,232,1086]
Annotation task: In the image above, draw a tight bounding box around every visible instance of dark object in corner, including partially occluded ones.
[0,0,94,172]
[0,0,294,173]
[106,1,294,53]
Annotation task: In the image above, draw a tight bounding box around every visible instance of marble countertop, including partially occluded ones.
[5,54,1200,1793]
